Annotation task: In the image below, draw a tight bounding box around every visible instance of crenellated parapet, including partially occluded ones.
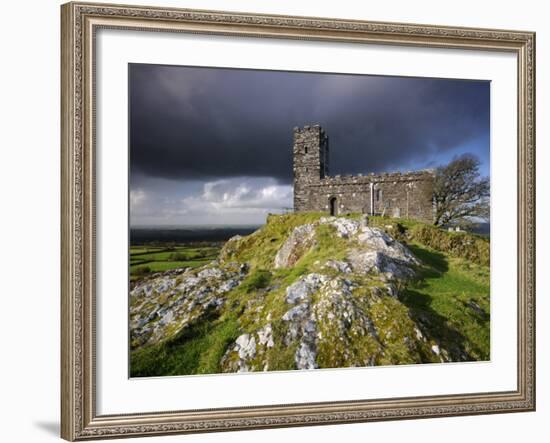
[317,170,435,187]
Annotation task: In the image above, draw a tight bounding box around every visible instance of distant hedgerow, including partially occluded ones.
[168,252,187,261]
[134,265,151,276]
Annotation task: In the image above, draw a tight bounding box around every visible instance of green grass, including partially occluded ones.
[130,213,491,375]
[129,244,220,280]
[358,216,490,361]
[266,321,298,370]
[402,243,490,361]
[239,269,272,293]
[220,212,329,268]
[132,261,203,273]
[130,311,240,377]
[132,248,219,261]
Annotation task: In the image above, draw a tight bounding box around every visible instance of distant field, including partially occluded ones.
[130,244,220,281]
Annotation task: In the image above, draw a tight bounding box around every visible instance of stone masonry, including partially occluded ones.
[293,125,435,223]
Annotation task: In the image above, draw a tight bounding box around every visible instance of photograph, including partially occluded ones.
[128,64,491,377]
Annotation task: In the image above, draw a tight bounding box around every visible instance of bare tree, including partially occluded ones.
[433,155,490,227]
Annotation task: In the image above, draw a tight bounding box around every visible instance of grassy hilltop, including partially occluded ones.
[129,212,490,377]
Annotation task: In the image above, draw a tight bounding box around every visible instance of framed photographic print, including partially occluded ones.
[61,1,536,440]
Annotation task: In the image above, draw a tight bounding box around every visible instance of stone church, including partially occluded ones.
[293,125,435,223]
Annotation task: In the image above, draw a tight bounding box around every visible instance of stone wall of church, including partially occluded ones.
[293,125,435,224]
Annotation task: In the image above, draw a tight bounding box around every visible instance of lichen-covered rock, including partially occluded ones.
[218,234,243,262]
[347,249,414,280]
[357,227,418,264]
[274,223,316,268]
[257,323,274,348]
[130,262,247,349]
[131,214,482,377]
[236,334,256,359]
[197,267,223,279]
[221,269,440,372]
[347,227,419,280]
[220,333,257,373]
[323,259,352,274]
[295,340,318,369]
[312,276,382,367]
[282,274,323,369]
[319,216,360,238]
[285,273,328,304]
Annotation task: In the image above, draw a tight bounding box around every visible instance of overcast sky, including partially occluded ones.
[129,63,490,226]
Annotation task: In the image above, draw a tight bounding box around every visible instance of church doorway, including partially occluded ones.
[329,197,337,216]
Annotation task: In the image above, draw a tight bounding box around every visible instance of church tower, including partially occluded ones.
[293,125,329,212]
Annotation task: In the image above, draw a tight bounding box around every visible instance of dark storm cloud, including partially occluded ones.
[130,64,489,184]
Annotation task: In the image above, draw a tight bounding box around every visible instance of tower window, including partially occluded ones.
[305,147,308,154]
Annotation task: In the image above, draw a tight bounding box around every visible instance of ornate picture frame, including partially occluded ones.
[61,1,535,440]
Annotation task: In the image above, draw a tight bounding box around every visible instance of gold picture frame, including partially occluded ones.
[61,2,536,440]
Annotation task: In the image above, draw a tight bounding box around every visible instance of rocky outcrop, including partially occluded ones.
[130,214,472,376]
[323,259,352,274]
[282,274,328,369]
[274,224,316,268]
[219,269,441,372]
[130,262,248,349]
[347,227,419,280]
[218,235,243,262]
[319,216,360,238]
[274,217,418,282]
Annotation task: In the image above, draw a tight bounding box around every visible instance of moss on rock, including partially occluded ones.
[130,213,490,376]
